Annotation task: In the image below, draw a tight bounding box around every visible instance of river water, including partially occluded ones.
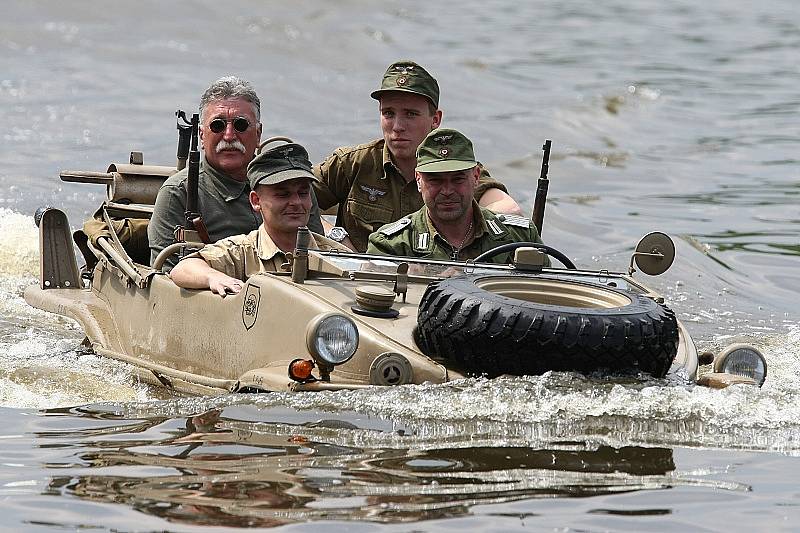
[1,1,799,530]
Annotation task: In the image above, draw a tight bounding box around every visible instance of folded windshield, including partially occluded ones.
[316,251,512,279]
[313,251,641,292]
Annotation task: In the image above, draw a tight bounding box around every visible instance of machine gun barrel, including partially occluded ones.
[531,139,552,236]
[59,171,114,184]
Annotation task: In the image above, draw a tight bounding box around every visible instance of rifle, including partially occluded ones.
[531,139,551,236]
[174,111,210,244]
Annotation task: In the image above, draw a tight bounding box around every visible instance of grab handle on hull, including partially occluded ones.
[151,242,204,272]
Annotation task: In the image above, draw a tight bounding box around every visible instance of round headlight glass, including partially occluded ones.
[309,314,359,365]
[714,345,767,386]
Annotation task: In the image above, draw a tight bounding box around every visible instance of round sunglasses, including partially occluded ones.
[207,116,253,134]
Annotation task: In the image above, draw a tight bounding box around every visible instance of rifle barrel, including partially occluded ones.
[185,114,201,220]
[531,139,552,235]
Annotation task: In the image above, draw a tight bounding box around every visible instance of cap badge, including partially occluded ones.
[396,75,408,86]
[433,134,453,143]
[439,148,449,158]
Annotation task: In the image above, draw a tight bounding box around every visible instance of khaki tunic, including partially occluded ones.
[366,202,547,264]
[148,160,323,270]
[189,226,349,281]
[313,138,508,252]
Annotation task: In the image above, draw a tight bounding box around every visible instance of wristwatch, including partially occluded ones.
[327,226,349,243]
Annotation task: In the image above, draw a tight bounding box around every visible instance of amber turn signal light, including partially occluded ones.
[289,358,315,382]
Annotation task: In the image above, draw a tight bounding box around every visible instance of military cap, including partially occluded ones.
[415,128,477,173]
[247,143,318,189]
[370,60,440,108]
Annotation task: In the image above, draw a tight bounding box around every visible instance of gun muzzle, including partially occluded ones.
[291,226,311,283]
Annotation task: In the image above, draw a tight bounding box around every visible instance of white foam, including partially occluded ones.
[0,209,38,278]
[0,327,155,409]
[191,324,800,453]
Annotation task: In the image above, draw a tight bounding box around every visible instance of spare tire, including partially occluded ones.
[415,274,678,378]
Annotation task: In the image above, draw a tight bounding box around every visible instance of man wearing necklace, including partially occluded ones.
[366,128,546,263]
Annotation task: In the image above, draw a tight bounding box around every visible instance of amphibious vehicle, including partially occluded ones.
[24,122,767,394]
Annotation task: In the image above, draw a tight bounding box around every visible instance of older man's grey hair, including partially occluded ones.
[199,76,261,122]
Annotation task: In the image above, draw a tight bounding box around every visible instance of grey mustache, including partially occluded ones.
[216,140,246,153]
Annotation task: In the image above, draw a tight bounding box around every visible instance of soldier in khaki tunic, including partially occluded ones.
[367,128,546,263]
[170,143,348,296]
[313,60,522,252]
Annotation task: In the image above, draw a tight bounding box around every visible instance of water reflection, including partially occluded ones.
[652,181,800,208]
[37,404,750,528]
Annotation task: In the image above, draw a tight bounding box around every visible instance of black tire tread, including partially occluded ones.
[415,275,679,378]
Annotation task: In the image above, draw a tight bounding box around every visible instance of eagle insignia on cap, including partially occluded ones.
[433,134,453,143]
[396,75,408,86]
[439,148,449,157]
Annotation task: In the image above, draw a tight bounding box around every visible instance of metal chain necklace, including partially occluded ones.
[449,218,474,261]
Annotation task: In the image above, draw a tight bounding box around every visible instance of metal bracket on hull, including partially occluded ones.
[38,208,81,290]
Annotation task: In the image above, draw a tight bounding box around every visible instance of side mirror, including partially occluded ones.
[629,232,675,276]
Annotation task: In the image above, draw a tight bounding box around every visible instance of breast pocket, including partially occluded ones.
[345,199,395,251]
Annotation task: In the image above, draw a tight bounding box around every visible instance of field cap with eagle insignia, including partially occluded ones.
[415,128,477,173]
[247,143,318,188]
[370,60,440,108]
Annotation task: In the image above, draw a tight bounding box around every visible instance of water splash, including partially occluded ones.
[0,209,38,278]
[0,209,157,407]
[108,324,800,454]
[0,328,154,409]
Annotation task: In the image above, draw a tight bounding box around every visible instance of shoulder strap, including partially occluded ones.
[495,213,531,228]
[378,217,412,236]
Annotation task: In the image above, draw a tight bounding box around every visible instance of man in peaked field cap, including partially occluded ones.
[366,128,546,263]
[170,143,348,296]
[312,60,522,252]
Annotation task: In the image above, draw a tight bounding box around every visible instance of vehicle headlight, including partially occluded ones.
[306,313,359,366]
[713,343,767,387]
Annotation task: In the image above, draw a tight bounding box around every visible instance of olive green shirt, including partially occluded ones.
[188,226,349,281]
[148,160,323,270]
[367,202,546,263]
[313,138,508,252]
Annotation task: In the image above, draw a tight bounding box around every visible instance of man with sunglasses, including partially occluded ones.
[312,60,522,253]
[169,143,348,296]
[148,76,323,270]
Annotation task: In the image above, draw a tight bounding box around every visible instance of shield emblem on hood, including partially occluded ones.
[242,284,261,330]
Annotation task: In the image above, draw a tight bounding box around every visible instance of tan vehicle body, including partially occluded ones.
[25,153,761,394]
[26,256,455,394]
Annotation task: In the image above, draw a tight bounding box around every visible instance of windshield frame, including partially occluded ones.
[309,250,643,290]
